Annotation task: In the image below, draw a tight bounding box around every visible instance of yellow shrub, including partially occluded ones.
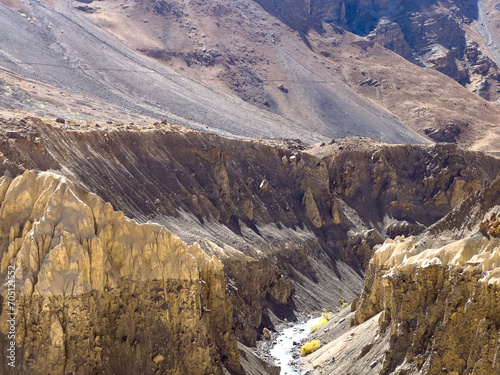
[310,317,328,332]
[300,340,321,356]
[322,309,334,320]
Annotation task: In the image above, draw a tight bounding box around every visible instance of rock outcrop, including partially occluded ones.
[305,174,500,374]
[366,17,413,60]
[354,233,500,374]
[324,143,500,233]
[350,176,500,375]
[0,170,241,374]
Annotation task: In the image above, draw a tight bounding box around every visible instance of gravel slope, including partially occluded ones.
[0,1,426,144]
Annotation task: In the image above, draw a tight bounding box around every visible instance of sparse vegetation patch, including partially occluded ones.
[300,340,321,356]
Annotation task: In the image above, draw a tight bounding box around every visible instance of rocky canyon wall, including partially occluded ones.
[0,170,241,374]
[352,176,500,375]
[1,116,500,374]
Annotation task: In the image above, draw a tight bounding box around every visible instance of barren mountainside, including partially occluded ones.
[2,0,500,149]
[2,0,500,374]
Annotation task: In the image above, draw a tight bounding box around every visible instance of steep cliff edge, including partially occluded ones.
[0,170,241,374]
[306,175,500,375]
[324,142,499,231]
[319,140,500,268]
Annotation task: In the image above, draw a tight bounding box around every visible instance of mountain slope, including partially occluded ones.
[0,0,425,144]
[3,0,500,149]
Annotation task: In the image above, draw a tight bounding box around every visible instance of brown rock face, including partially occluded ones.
[428,174,500,244]
[302,187,323,228]
[0,171,241,375]
[351,175,500,375]
[354,234,500,375]
[366,17,413,60]
[0,117,369,353]
[324,143,500,232]
[480,213,500,237]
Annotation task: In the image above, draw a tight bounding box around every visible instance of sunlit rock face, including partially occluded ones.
[0,171,241,375]
[354,176,500,375]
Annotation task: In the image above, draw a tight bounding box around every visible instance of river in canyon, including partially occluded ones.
[269,317,321,375]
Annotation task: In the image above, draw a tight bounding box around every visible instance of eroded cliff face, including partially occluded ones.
[321,141,500,268]
[325,143,499,229]
[5,117,499,271]
[0,117,368,346]
[354,236,500,374]
[3,118,500,337]
[351,177,500,375]
[0,170,241,375]
[305,177,500,375]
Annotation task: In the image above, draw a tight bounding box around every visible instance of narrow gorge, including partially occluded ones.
[0,115,500,374]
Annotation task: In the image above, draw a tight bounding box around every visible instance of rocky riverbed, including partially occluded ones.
[255,316,322,375]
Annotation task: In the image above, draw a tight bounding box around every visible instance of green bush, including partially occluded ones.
[322,308,334,320]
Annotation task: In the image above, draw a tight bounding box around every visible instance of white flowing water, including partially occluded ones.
[269,317,320,375]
